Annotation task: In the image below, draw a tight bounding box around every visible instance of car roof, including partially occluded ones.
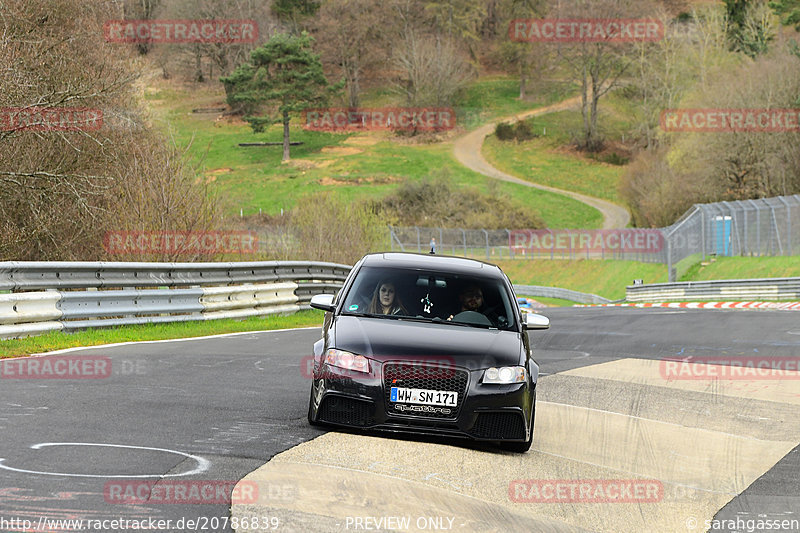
[360,252,505,278]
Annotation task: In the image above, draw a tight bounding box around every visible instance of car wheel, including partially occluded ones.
[307,385,319,426]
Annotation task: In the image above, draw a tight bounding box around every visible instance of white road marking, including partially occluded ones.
[0,442,210,478]
[26,327,318,357]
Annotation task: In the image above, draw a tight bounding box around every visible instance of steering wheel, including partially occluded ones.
[451,310,493,326]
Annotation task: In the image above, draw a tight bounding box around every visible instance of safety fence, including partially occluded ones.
[513,285,611,305]
[626,277,800,303]
[389,194,800,281]
[0,261,350,339]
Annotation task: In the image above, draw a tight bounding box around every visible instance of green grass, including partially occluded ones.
[499,259,668,300]
[484,134,624,205]
[500,255,800,301]
[527,91,636,147]
[453,77,577,129]
[147,81,600,228]
[680,256,800,281]
[481,90,636,207]
[0,310,323,358]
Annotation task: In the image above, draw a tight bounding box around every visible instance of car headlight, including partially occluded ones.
[324,349,370,373]
[483,366,526,384]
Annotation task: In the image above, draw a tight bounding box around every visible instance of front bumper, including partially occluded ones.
[309,361,534,442]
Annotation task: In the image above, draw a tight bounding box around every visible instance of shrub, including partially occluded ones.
[371,171,544,229]
[514,120,535,141]
[495,122,515,140]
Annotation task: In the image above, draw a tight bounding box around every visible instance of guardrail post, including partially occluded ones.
[667,238,675,282]
[779,196,792,256]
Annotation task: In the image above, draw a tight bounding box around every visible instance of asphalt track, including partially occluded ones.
[1,308,799,532]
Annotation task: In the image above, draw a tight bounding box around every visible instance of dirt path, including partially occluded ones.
[452,96,631,229]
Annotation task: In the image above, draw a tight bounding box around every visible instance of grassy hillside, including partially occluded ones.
[496,259,667,300]
[681,256,800,281]
[497,255,800,301]
[146,78,603,228]
[482,93,633,205]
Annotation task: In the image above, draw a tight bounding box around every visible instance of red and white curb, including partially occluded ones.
[576,301,800,310]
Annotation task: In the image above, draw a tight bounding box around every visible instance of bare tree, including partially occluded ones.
[672,44,800,199]
[552,0,660,152]
[392,31,475,107]
[622,41,800,226]
[312,0,385,108]
[0,0,218,260]
[151,0,278,82]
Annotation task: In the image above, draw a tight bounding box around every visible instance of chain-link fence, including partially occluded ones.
[389,194,800,281]
[664,195,800,280]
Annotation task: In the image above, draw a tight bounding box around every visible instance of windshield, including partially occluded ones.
[340,266,517,331]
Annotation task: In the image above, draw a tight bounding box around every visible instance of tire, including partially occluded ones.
[307,384,320,427]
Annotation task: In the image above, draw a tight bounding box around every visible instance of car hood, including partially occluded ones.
[332,315,523,369]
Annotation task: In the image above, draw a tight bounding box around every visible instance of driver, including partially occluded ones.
[448,284,501,325]
[458,284,484,313]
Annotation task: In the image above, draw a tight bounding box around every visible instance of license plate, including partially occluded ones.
[390,387,457,407]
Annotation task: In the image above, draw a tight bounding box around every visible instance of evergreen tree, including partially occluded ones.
[221,32,339,161]
[271,0,320,33]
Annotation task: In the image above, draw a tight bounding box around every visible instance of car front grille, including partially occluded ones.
[383,361,469,419]
[470,411,526,440]
[317,396,375,427]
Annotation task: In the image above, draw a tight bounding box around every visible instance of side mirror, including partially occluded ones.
[310,294,336,312]
[523,313,550,330]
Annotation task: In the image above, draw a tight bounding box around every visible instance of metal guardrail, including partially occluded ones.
[0,261,351,291]
[626,278,800,303]
[0,261,351,340]
[513,285,611,305]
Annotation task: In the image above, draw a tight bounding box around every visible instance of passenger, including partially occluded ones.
[367,280,407,315]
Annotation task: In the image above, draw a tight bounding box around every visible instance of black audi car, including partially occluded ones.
[307,252,549,452]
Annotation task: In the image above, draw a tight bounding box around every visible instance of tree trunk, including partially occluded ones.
[589,71,601,152]
[194,48,204,83]
[347,63,360,108]
[282,110,291,161]
[580,63,590,149]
